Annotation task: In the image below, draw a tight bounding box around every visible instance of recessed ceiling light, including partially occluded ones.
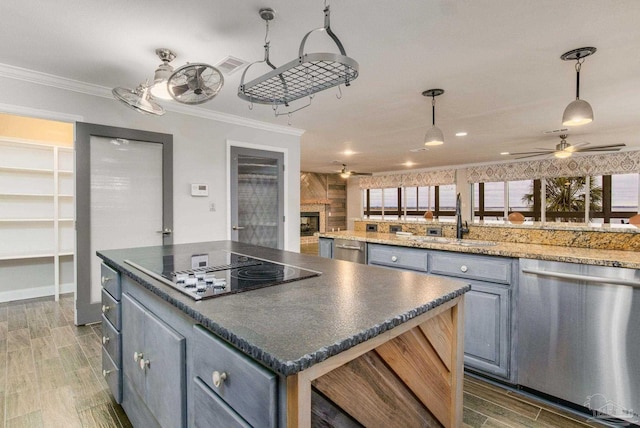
[500,152,510,155]
[343,149,355,156]
[455,132,468,137]
[404,161,416,167]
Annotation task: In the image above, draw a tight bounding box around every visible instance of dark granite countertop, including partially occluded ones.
[97,240,470,377]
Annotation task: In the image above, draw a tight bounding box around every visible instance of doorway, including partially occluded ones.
[230,146,284,249]
[75,123,173,325]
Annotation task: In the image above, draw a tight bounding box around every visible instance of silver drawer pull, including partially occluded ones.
[212,371,227,388]
[139,358,150,370]
[102,369,112,377]
[101,276,111,285]
[101,304,110,313]
[134,351,143,362]
[335,244,362,250]
[102,336,110,345]
[460,265,468,273]
[391,256,398,262]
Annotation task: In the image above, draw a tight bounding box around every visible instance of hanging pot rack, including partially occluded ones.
[238,5,359,108]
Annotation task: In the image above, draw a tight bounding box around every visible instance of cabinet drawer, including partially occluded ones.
[430,252,512,285]
[368,244,428,272]
[101,315,121,367]
[101,289,121,330]
[101,263,121,300]
[190,325,277,428]
[191,377,250,428]
[102,348,122,404]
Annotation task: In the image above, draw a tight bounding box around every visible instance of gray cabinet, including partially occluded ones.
[188,325,278,428]
[463,282,510,378]
[429,251,516,382]
[318,237,333,258]
[368,243,429,272]
[122,293,186,428]
[361,243,516,381]
[100,263,122,403]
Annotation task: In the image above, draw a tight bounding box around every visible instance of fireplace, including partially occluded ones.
[301,212,320,237]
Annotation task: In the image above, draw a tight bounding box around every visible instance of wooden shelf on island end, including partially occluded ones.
[288,297,464,427]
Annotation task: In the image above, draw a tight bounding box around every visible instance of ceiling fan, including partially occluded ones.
[509,134,625,159]
[336,163,373,178]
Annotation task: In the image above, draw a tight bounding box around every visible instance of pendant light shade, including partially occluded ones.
[422,89,445,146]
[562,99,593,126]
[424,125,445,146]
[561,47,596,127]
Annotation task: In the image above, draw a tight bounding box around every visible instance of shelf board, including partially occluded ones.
[59,251,74,257]
[58,194,74,198]
[0,166,54,174]
[58,170,73,175]
[0,218,55,222]
[0,253,55,261]
[0,193,54,198]
[59,218,75,222]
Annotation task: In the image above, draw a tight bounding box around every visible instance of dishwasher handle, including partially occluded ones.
[335,244,363,250]
[521,268,640,288]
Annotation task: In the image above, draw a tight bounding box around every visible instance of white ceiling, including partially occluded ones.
[2,0,640,174]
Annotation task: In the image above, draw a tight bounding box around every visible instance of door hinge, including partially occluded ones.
[283,215,286,222]
[282,164,285,172]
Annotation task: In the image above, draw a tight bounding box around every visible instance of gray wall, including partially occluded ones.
[0,75,303,251]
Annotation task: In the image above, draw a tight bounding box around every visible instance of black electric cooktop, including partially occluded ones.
[124,250,320,300]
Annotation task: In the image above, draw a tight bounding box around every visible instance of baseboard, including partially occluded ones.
[0,282,74,303]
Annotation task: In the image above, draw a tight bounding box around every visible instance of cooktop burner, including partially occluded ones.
[124,250,320,300]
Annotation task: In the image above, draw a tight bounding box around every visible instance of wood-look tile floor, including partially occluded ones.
[2,293,608,428]
[463,375,608,428]
[0,294,131,428]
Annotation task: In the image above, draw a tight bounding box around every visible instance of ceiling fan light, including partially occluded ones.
[149,63,174,100]
[424,126,445,146]
[562,99,593,126]
[554,150,572,159]
[340,172,351,179]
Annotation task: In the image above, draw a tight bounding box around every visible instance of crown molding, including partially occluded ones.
[0,62,305,137]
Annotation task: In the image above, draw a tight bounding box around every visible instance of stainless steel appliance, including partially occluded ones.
[518,259,640,424]
[125,250,320,300]
[333,239,366,264]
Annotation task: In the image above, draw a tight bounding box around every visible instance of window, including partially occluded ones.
[363,185,456,219]
[472,173,639,223]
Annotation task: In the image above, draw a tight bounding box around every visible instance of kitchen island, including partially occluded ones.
[97,240,470,428]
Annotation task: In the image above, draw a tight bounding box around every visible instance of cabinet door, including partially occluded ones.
[122,294,146,398]
[144,310,186,428]
[463,283,510,378]
[318,238,333,259]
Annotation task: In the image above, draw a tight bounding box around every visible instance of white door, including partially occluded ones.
[75,123,172,324]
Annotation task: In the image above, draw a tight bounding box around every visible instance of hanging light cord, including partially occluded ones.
[431,95,436,126]
[574,57,585,100]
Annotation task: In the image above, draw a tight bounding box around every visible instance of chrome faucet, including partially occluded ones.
[456,193,469,239]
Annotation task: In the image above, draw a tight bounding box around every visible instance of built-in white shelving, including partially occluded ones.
[0,138,74,302]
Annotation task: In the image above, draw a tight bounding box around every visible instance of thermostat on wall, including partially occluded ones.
[191,183,209,196]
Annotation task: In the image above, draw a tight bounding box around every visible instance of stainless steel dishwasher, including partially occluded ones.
[333,239,366,264]
[518,259,640,424]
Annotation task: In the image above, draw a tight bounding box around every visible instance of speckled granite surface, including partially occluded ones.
[321,230,640,269]
[354,220,640,251]
[97,241,469,377]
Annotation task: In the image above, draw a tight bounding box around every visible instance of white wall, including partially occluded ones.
[0,75,303,251]
[346,177,363,230]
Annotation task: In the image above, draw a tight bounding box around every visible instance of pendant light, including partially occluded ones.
[561,47,596,126]
[422,89,445,146]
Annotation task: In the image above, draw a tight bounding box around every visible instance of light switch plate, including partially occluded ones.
[191,183,208,196]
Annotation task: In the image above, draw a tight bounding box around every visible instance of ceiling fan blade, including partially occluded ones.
[351,171,373,176]
[510,150,552,156]
[514,153,550,160]
[171,84,190,97]
[575,143,626,152]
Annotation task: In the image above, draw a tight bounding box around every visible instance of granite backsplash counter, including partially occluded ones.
[319,230,640,270]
